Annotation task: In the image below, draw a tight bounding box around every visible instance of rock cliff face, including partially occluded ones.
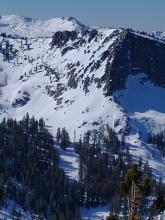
[104,31,165,94]
[51,29,165,96]
[51,31,78,48]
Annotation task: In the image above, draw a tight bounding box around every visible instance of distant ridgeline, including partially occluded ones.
[0,116,164,219]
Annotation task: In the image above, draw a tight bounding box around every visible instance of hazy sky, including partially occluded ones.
[0,0,165,31]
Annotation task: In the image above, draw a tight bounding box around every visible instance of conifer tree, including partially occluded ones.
[56,127,61,144]
[120,164,151,220]
[61,128,70,150]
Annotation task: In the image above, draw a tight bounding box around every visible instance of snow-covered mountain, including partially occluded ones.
[0,15,165,184]
[0,15,88,38]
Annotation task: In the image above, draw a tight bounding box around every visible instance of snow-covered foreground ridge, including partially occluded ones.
[0,15,165,182]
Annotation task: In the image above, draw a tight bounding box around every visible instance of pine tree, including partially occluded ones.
[120,164,151,220]
[61,128,70,150]
[56,127,61,144]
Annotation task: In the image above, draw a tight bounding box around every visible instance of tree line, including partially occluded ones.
[0,115,164,220]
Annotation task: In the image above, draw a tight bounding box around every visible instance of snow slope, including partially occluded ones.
[57,144,79,181]
[0,26,126,140]
[114,74,165,180]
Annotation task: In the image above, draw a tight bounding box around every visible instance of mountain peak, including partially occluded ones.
[0,14,88,38]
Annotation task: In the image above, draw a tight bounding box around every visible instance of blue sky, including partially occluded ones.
[0,0,164,31]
